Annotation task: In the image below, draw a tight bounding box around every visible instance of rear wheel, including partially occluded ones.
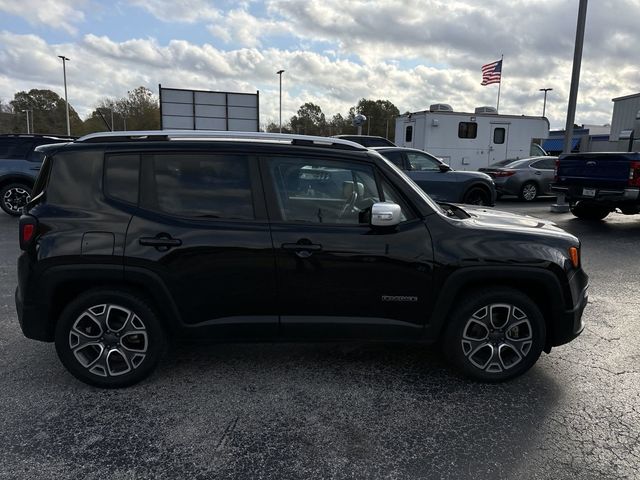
[463,187,491,206]
[570,202,610,220]
[55,289,166,388]
[0,182,32,216]
[519,182,538,202]
[443,288,546,382]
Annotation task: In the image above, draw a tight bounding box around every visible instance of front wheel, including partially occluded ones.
[463,187,491,206]
[443,288,546,382]
[570,202,610,220]
[55,289,166,388]
[0,182,32,216]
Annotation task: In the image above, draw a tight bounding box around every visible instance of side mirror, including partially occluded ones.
[439,164,452,172]
[371,202,402,227]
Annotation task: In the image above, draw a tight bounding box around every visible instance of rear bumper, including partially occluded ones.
[552,185,640,204]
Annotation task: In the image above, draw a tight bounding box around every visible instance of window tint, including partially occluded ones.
[458,122,477,139]
[406,152,440,171]
[380,178,412,222]
[269,158,381,225]
[47,150,103,208]
[380,150,405,168]
[150,154,254,219]
[532,158,556,169]
[0,139,32,159]
[405,126,413,142]
[105,154,139,204]
[493,127,505,144]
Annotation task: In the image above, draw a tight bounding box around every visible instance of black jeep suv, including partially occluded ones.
[16,131,588,388]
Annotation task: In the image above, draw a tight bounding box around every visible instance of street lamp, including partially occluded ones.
[539,88,553,118]
[58,55,71,136]
[276,69,285,133]
[21,110,30,134]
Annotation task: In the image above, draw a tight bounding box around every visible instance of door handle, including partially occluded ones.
[139,234,182,251]
[282,242,322,258]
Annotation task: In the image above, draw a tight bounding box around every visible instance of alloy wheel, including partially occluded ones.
[3,187,31,213]
[461,303,533,373]
[68,304,149,377]
[521,184,537,201]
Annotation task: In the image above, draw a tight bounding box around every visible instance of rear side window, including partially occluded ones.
[532,158,556,169]
[381,150,405,168]
[105,154,140,204]
[47,150,103,208]
[147,153,254,220]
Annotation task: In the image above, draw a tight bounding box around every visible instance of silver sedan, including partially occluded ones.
[479,156,557,201]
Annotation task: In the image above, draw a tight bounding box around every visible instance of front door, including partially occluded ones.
[124,151,278,339]
[488,124,509,165]
[261,155,435,340]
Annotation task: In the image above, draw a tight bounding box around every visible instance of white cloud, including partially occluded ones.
[0,0,87,34]
[1,0,639,130]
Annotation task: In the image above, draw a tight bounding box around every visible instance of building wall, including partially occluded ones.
[610,94,640,141]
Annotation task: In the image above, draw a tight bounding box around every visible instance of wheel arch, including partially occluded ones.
[0,174,35,190]
[38,265,182,341]
[462,181,494,204]
[428,267,569,350]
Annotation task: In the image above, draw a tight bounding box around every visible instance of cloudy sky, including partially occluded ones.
[0,0,638,130]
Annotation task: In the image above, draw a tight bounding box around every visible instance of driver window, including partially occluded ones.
[406,152,440,171]
[269,157,380,224]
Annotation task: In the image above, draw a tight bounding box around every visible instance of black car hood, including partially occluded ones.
[457,205,576,239]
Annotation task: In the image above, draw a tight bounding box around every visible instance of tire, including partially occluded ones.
[463,186,491,206]
[55,289,166,388]
[570,202,610,221]
[443,288,546,382]
[0,182,32,216]
[519,182,538,202]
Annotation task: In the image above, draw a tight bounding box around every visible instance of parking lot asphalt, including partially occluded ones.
[1,200,639,480]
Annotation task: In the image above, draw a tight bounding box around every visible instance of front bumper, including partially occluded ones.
[550,268,589,347]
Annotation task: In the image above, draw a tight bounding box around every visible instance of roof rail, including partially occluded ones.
[75,130,368,150]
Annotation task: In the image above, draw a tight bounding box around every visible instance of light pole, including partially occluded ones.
[58,55,71,136]
[539,88,553,118]
[276,69,284,133]
[22,110,30,134]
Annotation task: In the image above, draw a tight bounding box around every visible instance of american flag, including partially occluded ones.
[481,59,502,86]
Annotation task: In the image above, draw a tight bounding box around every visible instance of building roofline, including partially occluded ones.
[612,92,640,102]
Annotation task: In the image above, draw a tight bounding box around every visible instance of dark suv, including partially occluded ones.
[0,134,75,216]
[16,131,588,388]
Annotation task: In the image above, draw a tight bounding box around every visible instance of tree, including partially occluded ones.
[348,99,400,140]
[81,86,160,134]
[10,89,82,135]
[289,102,327,136]
[327,113,351,136]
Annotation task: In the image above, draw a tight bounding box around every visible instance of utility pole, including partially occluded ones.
[58,55,71,136]
[563,0,588,154]
[539,88,553,117]
[276,70,285,133]
[22,110,30,134]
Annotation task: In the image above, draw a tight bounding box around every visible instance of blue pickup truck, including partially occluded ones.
[552,152,640,220]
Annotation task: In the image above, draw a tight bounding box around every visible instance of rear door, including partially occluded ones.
[530,157,556,194]
[261,154,435,340]
[123,150,278,339]
[488,124,509,164]
[403,121,416,148]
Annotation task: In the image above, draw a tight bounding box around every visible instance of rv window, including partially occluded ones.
[493,128,505,144]
[405,126,413,142]
[458,122,477,139]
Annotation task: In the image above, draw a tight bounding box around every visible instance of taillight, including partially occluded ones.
[554,158,560,182]
[629,161,640,187]
[494,170,516,177]
[19,215,38,250]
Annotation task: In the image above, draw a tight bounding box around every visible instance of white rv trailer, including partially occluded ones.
[394,104,549,171]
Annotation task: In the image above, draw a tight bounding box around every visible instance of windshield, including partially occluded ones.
[375,154,444,215]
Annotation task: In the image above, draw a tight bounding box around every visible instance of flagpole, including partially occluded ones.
[496,54,503,112]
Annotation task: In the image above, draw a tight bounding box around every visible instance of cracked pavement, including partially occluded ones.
[0,199,639,479]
